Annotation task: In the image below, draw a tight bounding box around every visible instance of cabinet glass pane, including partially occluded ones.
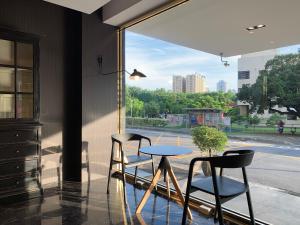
[0,94,15,118]
[0,67,15,92]
[17,94,33,119]
[17,69,33,93]
[17,42,33,68]
[0,39,14,65]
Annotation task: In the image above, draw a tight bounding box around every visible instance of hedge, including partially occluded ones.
[126,117,168,127]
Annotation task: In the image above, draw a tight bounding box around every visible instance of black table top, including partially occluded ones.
[140,145,192,156]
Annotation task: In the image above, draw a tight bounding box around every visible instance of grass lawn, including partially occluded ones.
[230,123,300,135]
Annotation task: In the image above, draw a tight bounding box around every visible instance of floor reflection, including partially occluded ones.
[0,177,216,225]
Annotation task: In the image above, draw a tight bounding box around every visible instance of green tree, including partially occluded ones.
[126,97,144,117]
[126,86,236,117]
[238,54,300,118]
[145,101,160,118]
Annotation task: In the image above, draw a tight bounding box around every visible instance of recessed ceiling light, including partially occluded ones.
[246,24,266,32]
[257,24,266,28]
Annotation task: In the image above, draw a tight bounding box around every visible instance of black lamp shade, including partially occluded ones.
[129,69,147,80]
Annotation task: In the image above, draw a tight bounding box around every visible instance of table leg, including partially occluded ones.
[136,156,192,220]
[136,161,163,214]
[165,158,193,220]
[166,171,170,198]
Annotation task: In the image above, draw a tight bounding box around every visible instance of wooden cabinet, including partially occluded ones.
[0,28,42,202]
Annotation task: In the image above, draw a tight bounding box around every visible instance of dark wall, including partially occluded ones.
[0,0,120,181]
[0,0,65,145]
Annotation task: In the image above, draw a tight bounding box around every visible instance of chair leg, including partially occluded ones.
[122,163,128,206]
[246,190,255,225]
[214,196,224,225]
[134,166,138,184]
[213,210,218,222]
[182,161,195,225]
[182,187,190,225]
[211,168,224,225]
[106,149,114,194]
[242,167,255,225]
[106,160,112,194]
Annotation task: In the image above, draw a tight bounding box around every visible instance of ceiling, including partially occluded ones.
[128,0,300,57]
[43,0,111,14]
[102,0,169,26]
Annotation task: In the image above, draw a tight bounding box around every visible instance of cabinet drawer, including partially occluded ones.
[0,160,38,177]
[0,129,37,144]
[0,176,37,193]
[0,143,38,160]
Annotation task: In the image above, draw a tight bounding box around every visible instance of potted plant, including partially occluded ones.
[191,126,228,176]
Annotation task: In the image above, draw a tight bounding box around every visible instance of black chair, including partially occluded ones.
[106,133,155,205]
[182,150,255,225]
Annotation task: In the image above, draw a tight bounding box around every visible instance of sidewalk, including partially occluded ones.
[228,133,300,147]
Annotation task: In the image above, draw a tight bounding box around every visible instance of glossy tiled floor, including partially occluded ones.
[0,177,217,225]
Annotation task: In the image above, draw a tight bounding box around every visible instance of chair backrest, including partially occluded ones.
[111,133,144,145]
[210,150,254,168]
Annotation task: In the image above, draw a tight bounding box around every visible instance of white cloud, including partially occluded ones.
[125,31,238,91]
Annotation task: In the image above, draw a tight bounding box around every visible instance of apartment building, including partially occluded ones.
[185,74,206,93]
[217,80,227,92]
[172,75,185,93]
[237,49,277,115]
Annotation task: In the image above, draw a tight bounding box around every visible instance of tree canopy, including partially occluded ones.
[126,86,236,117]
[238,54,300,118]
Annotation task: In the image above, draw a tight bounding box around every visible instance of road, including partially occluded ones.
[126,128,300,224]
[126,128,300,196]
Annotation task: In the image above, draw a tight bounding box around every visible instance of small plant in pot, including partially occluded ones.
[191,126,228,176]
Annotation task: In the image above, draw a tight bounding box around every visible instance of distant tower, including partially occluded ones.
[172,75,185,93]
[185,74,206,93]
[216,80,227,92]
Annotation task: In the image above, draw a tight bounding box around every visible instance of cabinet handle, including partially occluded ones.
[16,166,20,169]
[16,150,20,153]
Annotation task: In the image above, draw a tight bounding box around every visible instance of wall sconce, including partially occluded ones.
[220,53,230,67]
[97,56,147,80]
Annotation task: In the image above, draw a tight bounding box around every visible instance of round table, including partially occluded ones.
[136,145,193,220]
[139,145,192,156]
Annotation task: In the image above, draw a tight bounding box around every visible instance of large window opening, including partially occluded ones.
[124,27,300,225]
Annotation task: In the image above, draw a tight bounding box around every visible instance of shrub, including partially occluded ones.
[266,113,285,127]
[191,126,227,156]
[248,115,260,126]
[126,117,168,127]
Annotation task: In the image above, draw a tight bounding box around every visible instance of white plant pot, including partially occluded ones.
[201,160,221,177]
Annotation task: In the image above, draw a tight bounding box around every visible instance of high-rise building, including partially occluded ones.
[172,75,185,93]
[237,49,277,115]
[216,80,227,92]
[185,74,206,93]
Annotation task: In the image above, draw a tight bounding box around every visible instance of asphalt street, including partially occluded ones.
[126,128,300,225]
[127,128,300,195]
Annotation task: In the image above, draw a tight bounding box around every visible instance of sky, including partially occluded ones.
[125,31,300,92]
